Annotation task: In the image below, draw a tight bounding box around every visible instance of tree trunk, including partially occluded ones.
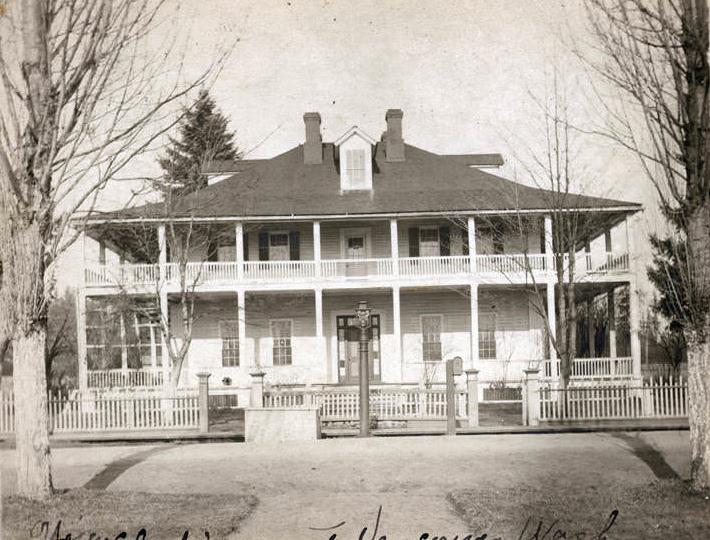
[13,330,53,498]
[687,206,710,490]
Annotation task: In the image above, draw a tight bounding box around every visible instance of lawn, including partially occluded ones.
[2,489,258,540]
[448,479,710,539]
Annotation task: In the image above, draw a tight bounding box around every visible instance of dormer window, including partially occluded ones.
[335,126,377,191]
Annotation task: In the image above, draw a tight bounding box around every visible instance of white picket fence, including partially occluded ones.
[264,387,467,421]
[538,377,688,422]
[0,391,200,434]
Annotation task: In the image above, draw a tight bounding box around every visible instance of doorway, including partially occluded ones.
[336,314,381,384]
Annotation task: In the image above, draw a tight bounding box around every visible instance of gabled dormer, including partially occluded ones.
[334,126,377,191]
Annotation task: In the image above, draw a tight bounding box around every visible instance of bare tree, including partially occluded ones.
[582,0,710,490]
[0,1,226,498]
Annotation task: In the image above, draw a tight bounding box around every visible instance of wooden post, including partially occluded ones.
[235,222,244,281]
[390,218,399,275]
[355,301,371,437]
[469,283,479,370]
[465,368,479,427]
[249,370,265,408]
[313,221,322,277]
[523,368,540,426]
[446,359,456,435]
[467,216,476,273]
[197,372,210,434]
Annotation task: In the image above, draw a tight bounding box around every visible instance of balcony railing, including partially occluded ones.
[543,357,634,379]
[84,252,630,287]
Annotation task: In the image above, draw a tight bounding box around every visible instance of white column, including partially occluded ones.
[543,215,553,272]
[390,219,399,276]
[314,287,326,381]
[237,289,248,367]
[159,288,169,386]
[467,216,477,272]
[76,290,88,393]
[235,222,244,280]
[313,221,322,277]
[607,288,617,358]
[392,286,402,380]
[120,315,128,374]
[469,283,479,369]
[625,213,642,379]
[158,223,167,269]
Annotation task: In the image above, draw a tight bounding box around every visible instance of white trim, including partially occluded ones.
[333,125,378,146]
[78,206,643,226]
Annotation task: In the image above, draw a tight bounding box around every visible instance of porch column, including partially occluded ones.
[605,228,613,266]
[235,222,244,280]
[607,288,617,358]
[390,218,399,276]
[314,287,327,377]
[313,221,322,277]
[469,283,479,369]
[77,290,88,393]
[544,215,557,364]
[467,216,477,273]
[159,289,169,386]
[392,286,402,380]
[237,289,248,367]
[158,224,167,275]
[587,298,595,358]
[543,215,553,272]
[119,315,128,375]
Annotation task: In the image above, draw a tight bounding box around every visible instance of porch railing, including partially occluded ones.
[543,357,634,379]
[83,251,630,287]
[87,368,166,388]
[264,386,467,422]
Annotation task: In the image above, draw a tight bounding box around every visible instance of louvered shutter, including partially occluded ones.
[243,233,249,261]
[258,232,269,261]
[289,231,300,261]
[408,227,420,257]
[462,227,470,256]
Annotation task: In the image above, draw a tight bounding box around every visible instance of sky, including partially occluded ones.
[58,0,662,305]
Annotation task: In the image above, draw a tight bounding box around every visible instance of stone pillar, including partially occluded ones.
[313,221,322,277]
[250,370,266,408]
[390,219,399,275]
[465,368,479,427]
[523,368,540,427]
[237,289,247,367]
[469,283,479,369]
[235,222,244,280]
[467,216,477,273]
[392,286,402,380]
[197,372,211,434]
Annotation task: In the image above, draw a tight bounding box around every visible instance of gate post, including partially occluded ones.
[523,368,540,426]
[197,372,211,434]
[250,370,266,408]
[465,368,480,427]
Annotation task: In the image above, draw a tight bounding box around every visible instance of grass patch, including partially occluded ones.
[448,479,710,539]
[2,488,258,540]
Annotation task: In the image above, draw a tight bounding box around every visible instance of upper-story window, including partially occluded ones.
[419,227,440,257]
[335,127,376,191]
[269,232,290,261]
[258,231,300,261]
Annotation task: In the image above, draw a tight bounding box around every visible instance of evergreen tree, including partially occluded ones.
[647,234,693,325]
[159,89,240,193]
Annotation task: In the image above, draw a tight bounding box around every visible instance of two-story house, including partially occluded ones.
[76,109,642,403]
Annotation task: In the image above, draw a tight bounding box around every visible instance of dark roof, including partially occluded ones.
[96,142,641,221]
[444,153,505,167]
[201,159,264,174]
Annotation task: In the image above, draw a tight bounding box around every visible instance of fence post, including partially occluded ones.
[464,368,479,428]
[197,372,211,434]
[523,368,540,427]
[250,370,266,408]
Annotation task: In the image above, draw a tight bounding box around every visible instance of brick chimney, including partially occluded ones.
[385,109,405,162]
[303,112,322,164]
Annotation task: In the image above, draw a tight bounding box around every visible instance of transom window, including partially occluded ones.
[420,227,440,257]
[345,149,367,188]
[421,314,443,362]
[220,320,239,367]
[271,319,293,366]
[269,233,289,261]
[479,314,497,360]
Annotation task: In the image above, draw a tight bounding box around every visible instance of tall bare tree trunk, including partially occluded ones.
[13,330,53,498]
[687,206,710,490]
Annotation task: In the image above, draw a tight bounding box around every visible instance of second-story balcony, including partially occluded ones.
[83,252,630,289]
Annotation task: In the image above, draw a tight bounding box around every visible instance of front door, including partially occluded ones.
[337,314,381,384]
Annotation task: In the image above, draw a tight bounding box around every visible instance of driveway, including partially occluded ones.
[1,431,691,539]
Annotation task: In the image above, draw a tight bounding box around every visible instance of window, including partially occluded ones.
[269,233,289,261]
[220,320,239,367]
[421,315,443,362]
[345,149,367,188]
[271,319,293,366]
[479,314,497,360]
[419,227,440,257]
